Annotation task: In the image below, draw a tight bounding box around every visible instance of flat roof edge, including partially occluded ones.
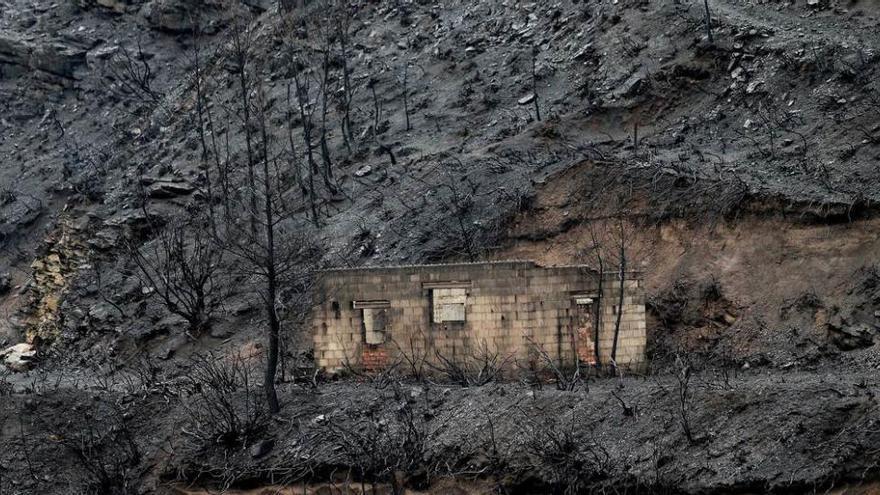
[318,261,644,277]
[320,260,540,273]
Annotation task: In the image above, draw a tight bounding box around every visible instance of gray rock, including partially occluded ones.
[572,44,594,61]
[241,0,273,10]
[517,93,536,105]
[87,228,121,250]
[76,0,143,12]
[828,321,876,351]
[250,438,274,459]
[208,325,233,339]
[229,299,254,316]
[144,0,237,34]
[30,44,87,78]
[354,165,373,177]
[0,32,86,80]
[0,199,43,241]
[0,273,10,295]
[104,209,165,233]
[615,72,646,98]
[89,302,118,322]
[155,313,188,333]
[94,0,132,12]
[145,179,196,198]
[144,0,197,32]
[86,45,120,69]
[0,32,29,66]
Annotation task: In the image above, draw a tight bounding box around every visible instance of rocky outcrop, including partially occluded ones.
[0,198,43,242]
[142,177,196,198]
[143,0,239,34]
[0,33,29,67]
[23,218,89,343]
[33,45,87,79]
[75,0,147,14]
[0,273,11,295]
[0,30,87,81]
[827,312,878,351]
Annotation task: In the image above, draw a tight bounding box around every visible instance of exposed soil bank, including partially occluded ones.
[499,163,880,368]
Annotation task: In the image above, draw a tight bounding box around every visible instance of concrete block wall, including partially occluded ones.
[596,274,647,368]
[312,261,646,373]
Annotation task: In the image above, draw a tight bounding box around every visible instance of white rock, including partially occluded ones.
[518,93,536,105]
[1,343,36,372]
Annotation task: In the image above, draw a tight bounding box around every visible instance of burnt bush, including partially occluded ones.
[700,276,723,303]
[41,401,142,495]
[323,395,429,494]
[181,353,267,448]
[522,336,586,391]
[521,411,624,495]
[428,341,511,387]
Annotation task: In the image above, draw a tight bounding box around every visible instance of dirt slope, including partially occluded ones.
[501,160,880,370]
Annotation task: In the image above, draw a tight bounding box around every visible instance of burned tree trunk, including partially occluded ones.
[610,243,627,368]
[704,0,713,43]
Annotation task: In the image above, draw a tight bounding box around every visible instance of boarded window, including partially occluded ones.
[433,288,466,323]
[353,300,390,345]
[362,308,387,345]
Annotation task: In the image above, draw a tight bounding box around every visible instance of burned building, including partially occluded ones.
[311,261,646,373]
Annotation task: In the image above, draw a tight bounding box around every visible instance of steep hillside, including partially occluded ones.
[2,0,880,493]
[3,0,880,359]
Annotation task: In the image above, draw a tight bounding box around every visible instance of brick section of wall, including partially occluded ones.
[361,345,389,371]
[312,261,646,373]
[575,326,597,365]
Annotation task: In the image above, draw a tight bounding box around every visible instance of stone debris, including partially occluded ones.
[1,343,36,371]
[354,165,373,177]
[144,179,196,198]
[517,93,535,105]
[250,439,275,459]
[828,313,877,351]
[0,273,11,295]
[0,31,86,81]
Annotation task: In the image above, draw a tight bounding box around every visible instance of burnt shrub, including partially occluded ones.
[181,353,267,448]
